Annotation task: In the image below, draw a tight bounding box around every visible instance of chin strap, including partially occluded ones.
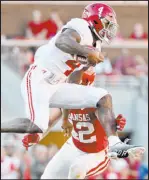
[88,20,103,42]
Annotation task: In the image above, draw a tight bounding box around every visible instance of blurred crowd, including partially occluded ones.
[95,49,148,77]
[2,9,148,40]
[1,9,148,77]
[2,10,63,40]
[1,134,59,180]
[90,157,148,180]
[1,136,148,180]
[9,46,148,79]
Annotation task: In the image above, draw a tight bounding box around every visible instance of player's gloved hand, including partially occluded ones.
[61,120,73,137]
[116,114,126,131]
[22,133,40,150]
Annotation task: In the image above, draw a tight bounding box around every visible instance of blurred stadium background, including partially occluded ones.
[1,1,148,179]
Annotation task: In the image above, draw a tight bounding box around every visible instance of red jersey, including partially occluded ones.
[28,19,58,39]
[68,108,108,153]
[82,71,95,85]
[28,21,45,36]
[129,32,148,40]
[44,19,58,38]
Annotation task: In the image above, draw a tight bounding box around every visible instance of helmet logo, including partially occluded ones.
[98,7,104,18]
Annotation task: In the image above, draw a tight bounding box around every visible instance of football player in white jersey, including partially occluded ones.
[20,2,144,158]
[2,2,144,169]
[21,2,120,145]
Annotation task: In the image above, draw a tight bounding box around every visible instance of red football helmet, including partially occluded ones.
[82,3,118,44]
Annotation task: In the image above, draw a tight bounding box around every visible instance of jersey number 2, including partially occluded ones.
[72,122,96,143]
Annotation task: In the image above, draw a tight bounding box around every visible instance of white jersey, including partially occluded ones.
[33,18,101,81]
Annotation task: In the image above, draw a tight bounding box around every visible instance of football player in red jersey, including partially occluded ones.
[40,66,128,179]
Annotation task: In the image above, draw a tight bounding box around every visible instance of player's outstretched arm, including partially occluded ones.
[61,109,73,137]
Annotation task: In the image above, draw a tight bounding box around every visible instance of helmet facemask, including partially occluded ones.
[93,17,118,44]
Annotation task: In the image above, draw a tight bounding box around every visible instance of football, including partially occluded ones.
[73,45,104,66]
[84,45,104,65]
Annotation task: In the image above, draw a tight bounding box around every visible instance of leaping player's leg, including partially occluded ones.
[20,64,108,133]
[21,66,50,132]
[20,66,64,133]
[48,83,108,109]
[95,94,145,158]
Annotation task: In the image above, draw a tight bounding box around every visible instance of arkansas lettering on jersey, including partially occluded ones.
[69,108,108,153]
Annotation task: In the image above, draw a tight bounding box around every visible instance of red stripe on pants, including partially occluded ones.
[87,159,110,177]
[26,66,36,121]
[86,149,109,177]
